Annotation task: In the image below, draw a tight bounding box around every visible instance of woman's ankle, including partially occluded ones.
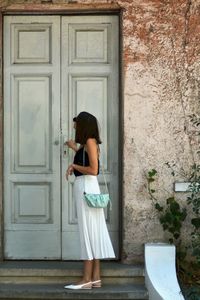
[92,277,101,282]
[82,277,92,283]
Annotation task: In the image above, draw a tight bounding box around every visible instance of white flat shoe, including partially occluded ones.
[64,281,92,290]
[92,280,101,288]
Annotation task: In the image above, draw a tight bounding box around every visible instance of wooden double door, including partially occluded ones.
[4,15,119,260]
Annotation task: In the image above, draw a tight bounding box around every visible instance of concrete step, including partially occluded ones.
[0,261,145,285]
[0,283,149,300]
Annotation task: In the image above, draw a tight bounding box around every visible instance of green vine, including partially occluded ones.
[187,164,200,267]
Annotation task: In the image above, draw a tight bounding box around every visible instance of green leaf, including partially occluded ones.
[148,178,155,183]
[181,208,187,221]
[151,169,157,175]
[163,224,168,230]
[170,201,180,213]
[168,226,175,234]
[166,197,175,205]
[174,232,180,239]
[165,212,173,223]
[191,218,200,229]
[155,203,163,212]
[173,219,181,231]
[148,169,157,178]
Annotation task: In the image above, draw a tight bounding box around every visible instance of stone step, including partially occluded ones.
[0,283,149,300]
[0,261,145,285]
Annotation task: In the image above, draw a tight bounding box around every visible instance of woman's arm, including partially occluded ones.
[72,138,98,176]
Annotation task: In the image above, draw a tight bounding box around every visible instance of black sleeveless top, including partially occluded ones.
[73,147,99,177]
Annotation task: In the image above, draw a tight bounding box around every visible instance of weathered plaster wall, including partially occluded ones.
[121,0,200,262]
[1,0,200,262]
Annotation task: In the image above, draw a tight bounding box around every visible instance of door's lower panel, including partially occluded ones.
[5,231,61,260]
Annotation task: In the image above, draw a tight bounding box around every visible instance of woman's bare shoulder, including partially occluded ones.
[85,138,98,151]
[86,138,97,145]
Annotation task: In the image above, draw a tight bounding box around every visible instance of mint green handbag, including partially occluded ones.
[84,192,110,208]
[83,149,112,209]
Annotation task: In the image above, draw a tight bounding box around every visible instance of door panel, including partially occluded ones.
[11,23,51,64]
[4,16,61,259]
[61,16,119,259]
[13,76,52,172]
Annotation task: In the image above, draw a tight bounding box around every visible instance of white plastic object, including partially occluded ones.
[145,243,185,300]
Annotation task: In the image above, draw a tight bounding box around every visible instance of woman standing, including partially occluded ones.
[64,111,115,290]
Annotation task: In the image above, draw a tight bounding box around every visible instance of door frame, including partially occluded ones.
[0,3,124,261]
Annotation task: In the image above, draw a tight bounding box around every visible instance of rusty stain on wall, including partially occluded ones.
[0,0,200,262]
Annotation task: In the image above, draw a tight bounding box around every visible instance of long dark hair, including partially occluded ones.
[74,111,102,145]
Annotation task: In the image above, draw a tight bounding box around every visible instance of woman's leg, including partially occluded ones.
[92,259,101,281]
[64,260,93,288]
[81,260,93,282]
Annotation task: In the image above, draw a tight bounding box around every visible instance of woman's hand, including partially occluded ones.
[65,164,74,180]
[64,139,77,152]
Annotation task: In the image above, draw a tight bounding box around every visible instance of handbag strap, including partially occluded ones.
[83,147,109,194]
[100,164,109,194]
[83,146,112,210]
[100,163,112,210]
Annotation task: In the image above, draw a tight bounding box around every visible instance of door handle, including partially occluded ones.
[54,140,59,145]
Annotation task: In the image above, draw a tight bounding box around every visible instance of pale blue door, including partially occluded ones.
[4,15,119,260]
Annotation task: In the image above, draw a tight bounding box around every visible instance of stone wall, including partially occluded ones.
[1,0,200,262]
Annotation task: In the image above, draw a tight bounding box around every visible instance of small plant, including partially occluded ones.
[147,169,187,244]
[157,197,187,243]
[187,164,200,269]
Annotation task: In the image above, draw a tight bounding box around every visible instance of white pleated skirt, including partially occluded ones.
[73,175,115,260]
